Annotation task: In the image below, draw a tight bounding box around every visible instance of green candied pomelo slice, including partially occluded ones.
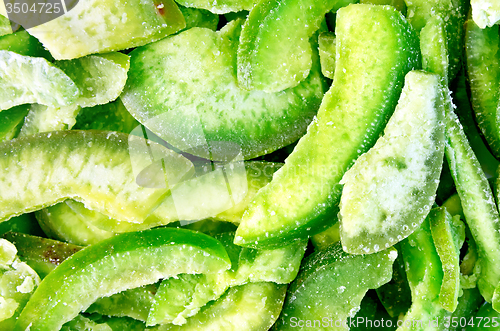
[151,282,286,331]
[0,130,194,224]
[0,238,41,330]
[176,0,258,14]
[55,52,130,108]
[0,14,11,37]
[429,209,465,312]
[147,232,306,326]
[121,19,326,160]
[26,0,186,60]
[178,5,219,30]
[73,98,140,133]
[18,104,81,136]
[0,104,29,142]
[0,30,52,59]
[0,50,79,110]
[273,242,397,331]
[237,0,354,92]
[471,0,500,28]
[318,32,336,80]
[339,71,445,254]
[13,228,231,331]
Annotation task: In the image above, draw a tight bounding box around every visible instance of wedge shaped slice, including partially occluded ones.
[471,0,500,28]
[0,50,79,110]
[273,242,396,331]
[0,130,193,224]
[121,20,326,160]
[235,4,420,249]
[237,0,355,92]
[339,71,445,254]
[26,0,186,60]
[13,228,231,331]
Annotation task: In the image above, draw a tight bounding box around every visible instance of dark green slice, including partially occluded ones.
[0,30,52,58]
[121,19,327,160]
[274,242,396,331]
[14,228,231,331]
[0,130,193,224]
[237,0,355,92]
[0,104,29,142]
[465,18,500,160]
[178,5,219,30]
[235,4,420,249]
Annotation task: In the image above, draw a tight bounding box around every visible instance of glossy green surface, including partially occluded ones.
[235,4,420,249]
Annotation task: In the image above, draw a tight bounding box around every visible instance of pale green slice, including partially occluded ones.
[26,0,186,59]
[55,52,130,108]
[339,70,445,254]
[0,14,11,37]
[151,282,286,331]
[19,104,80,136]
[121,19,326,160]
[318,32,336,79]
[0,50,79,110]
[472,0,500,28]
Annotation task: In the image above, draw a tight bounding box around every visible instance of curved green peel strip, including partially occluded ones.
[2,232,81,279]
[0,130,194,224]
[147,231,306,326]
[397,212,448,330]
[465,18,500,160]
[151,282,286,331]
[339,70,445,254]
[237,0,355,92]
[235,4,420,249]
[13,228,231,330]
[0,50,79,111]
[122,19,326,160]
[0,238,40,329]
[471,0,500,28]
[429,208,465,312]
[27,0,186,60]
[318,32,336,80]
[274,242,396,331]
[0,104,29,142]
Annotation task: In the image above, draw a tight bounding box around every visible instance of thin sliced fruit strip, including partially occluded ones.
[339,70,445,254]
[237,0,355,92]
[147,232,306,326]
[0,130,194,224]
[13,228,231,330]
[0,50,79,111]
[26,0,186,60]
[273,242,397,330]
[121,19,326,160]
[235,4,421,249]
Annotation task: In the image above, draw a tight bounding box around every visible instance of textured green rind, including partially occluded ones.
[339,70,445,254]
[429,209,465,312]
[147,232,306,325]
[465,19,500,160]
[0,104,29,142]
[471,0,500,28]
[55,52,130,108]
[237,0,355,92]
[122,20,326,161]
[235,4,420,249]
[2,232,81,279]
[178,5,219,30]
[397,215,448,331]
[0,50,79,110]
[151,282,286,331]
[14,228,231,331]
[36,201,115,245]
[27,0,186,60]
[404,0,467,81]
[274,242,396,331]
[445,100,500,303]
[0,130,193,224]
[0,30,52,58]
